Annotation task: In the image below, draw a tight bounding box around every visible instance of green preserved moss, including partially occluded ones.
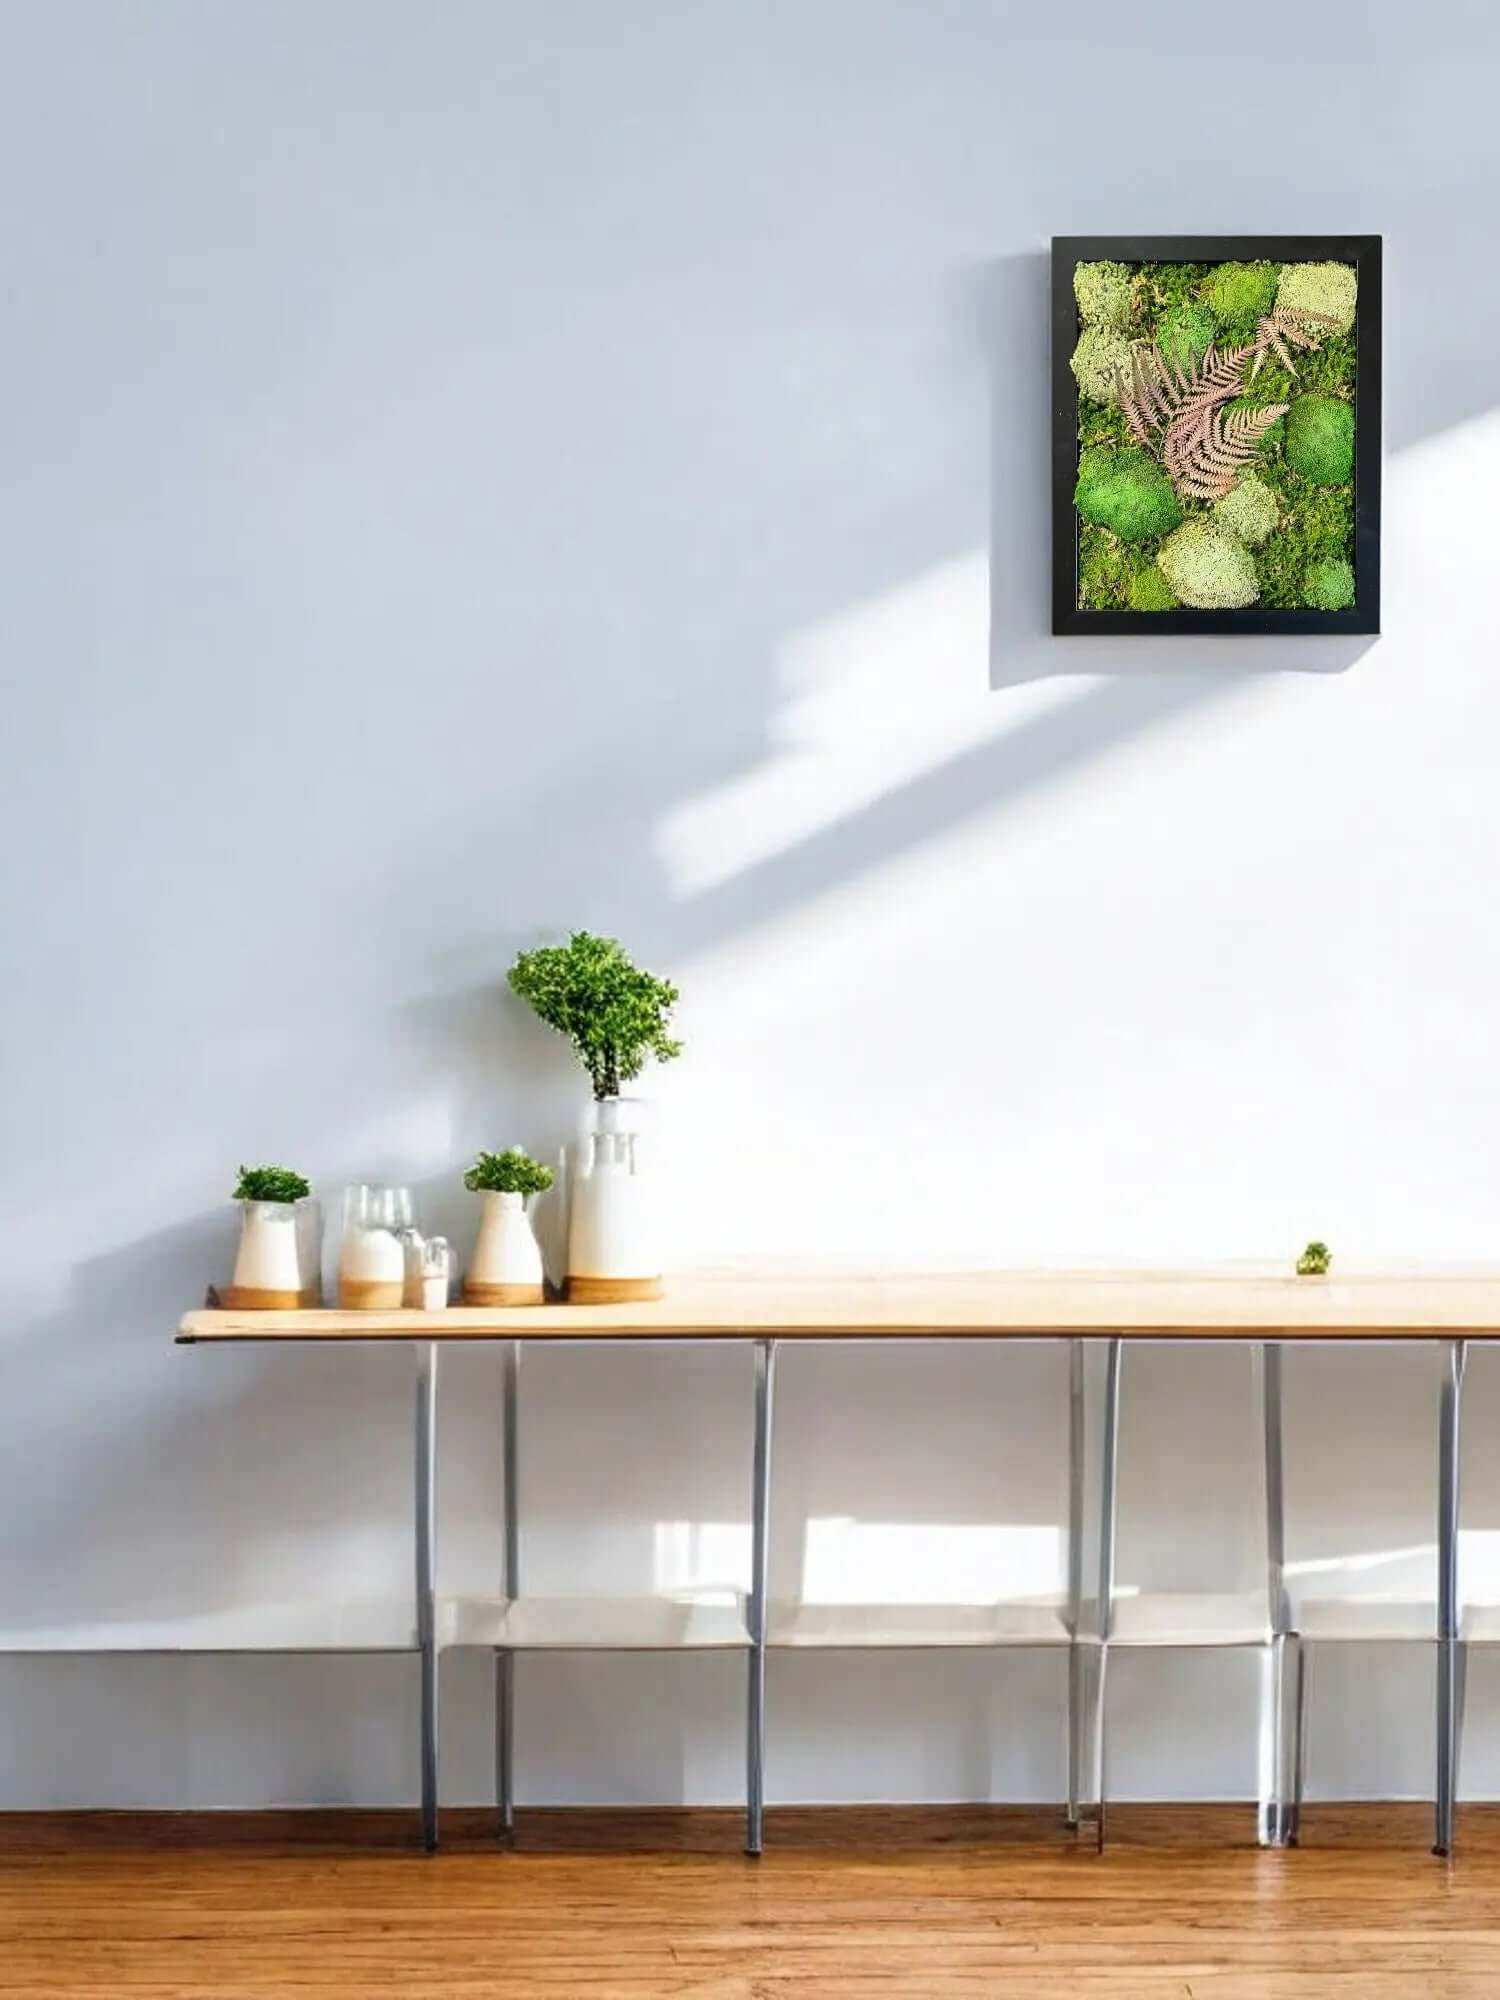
[1252,476,1353,607]
[1074,260,1134,328]
[1213,474,1279,549]
[1285,394,1354,485]
[1070,326,1131,404]
[1277,261,1357,336]
[1077,524,1136,608]
[1157,520,1259,609]
[1304,557,1355,610]
[1126,566,1179,611]
[1203,260,1277,334]
[1158,302,1216,371]
[1074,446,1183,542]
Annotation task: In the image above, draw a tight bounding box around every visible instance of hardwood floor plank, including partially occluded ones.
[3,1806,1500,1998]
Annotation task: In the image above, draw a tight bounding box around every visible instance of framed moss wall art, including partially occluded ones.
[1052,236,1381,635]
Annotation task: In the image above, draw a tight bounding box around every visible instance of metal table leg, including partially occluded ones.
[1066,1340,1085,1827]
[1258,1342,1302,1849]
[1435,1336,1467,1856]
[415,1340,439,1853]
[745,1337,776,1857]
[1069,1337,1120,1849]
[496,1338,519,1844]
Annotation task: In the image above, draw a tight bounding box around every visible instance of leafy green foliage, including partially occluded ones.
[1077,525,1138,608]
[1253,473,1354,607]
[1304,557,1355,610]
[508,931,682,1101]
[234,1164,310,1204]
[1126,566,1179,611]
[464,1148,555,1197]
[1277,262,1357,336]
[1158,302,1216,371]
[1070,326,1131,404]
[1077,401,1131,452]
[1073,259,1356,614]
[1073,260,1134,328]
[1285,395,1354,485]
[1212,474,1279,549]
[1074,446,1182,542]
[1203,261,1277,335]
[1296,1240,1332,1276]
[1157,520,1258,608]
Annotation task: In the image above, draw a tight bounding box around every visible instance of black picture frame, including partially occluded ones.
[1051,235,1381,636]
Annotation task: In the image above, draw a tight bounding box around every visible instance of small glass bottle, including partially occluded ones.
[420,1236,452,1310]
[338,1184,408,1310]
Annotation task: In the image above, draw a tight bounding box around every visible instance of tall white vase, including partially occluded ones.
[225,1200,304,1309]
[464,1191,545,1306]
[565,1096,663,1303]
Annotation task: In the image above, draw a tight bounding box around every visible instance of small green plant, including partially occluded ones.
[1296,1240,1332,1277]
[233,1164,310,1203]
[508,931,683,1101]
[464,1148,555,1197]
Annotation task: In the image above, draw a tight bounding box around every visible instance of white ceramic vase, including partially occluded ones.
[465,1191,545,1306]
[226,1200,304,1309]
[565,1096,662,1303]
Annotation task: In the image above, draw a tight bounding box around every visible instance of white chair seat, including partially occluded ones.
[442,1593,749,1650]
[0,1598,418,1654]
[768,1599,1069,1648]
[1296,1596,1435,1643]
[1108,1591,1271,1647]
[1464,1604,1500,1643]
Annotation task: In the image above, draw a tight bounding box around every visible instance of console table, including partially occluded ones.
[171,1273,1500,1856]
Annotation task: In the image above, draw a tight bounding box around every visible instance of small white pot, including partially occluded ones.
[465,1191,545,1306]
[226,1201,303,1309]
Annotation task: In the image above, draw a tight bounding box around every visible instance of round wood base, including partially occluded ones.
[462,1281,546,1307]
[219,1285,304,1310]
[565,1274,665,1305]
[338,1278,406,1310]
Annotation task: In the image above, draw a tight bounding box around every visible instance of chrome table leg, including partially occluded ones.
[1071,1337,1120,1849]
[496,1338,519,1843]
[745,1337,776,1857]
[415,1340,439,1853]
[1258,1343,1298,1849]
[1435,1337,1467,1856]
[1066,1340,1084,1827]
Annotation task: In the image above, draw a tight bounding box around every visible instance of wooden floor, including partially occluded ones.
[4,1804,1500,1997]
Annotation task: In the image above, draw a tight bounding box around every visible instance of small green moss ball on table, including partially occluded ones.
[1212,474,1279,549]
[1073,260,1133,328]
[1070,326,1132,403]
[1074,446,1183,542]
[1285,394,1354,485]
[1203,260,1277,335]
[1157,520,1259,609]
[1277,262,1358,336]
[1304,556,1355,610]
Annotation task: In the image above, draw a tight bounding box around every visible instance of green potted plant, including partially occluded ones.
[507,932,681,1302]
[1296,1240,1332,1277]
[462,1149,555,1306]
[227,1165,314,1309]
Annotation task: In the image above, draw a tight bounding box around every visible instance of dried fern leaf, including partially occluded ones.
[1168,402,1289,501]
[1248,305,1339,382]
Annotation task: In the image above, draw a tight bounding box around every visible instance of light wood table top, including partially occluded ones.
[177,1269,1500,1342]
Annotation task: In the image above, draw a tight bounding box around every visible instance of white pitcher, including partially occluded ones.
[565,1097,662,1303]
[465,1191,545,1306]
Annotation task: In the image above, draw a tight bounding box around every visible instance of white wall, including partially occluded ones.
[5,0,1500,1806]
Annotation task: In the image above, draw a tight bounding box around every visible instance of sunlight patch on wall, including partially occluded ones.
[801,1517,1065,1606]
[656,551,1066,896]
